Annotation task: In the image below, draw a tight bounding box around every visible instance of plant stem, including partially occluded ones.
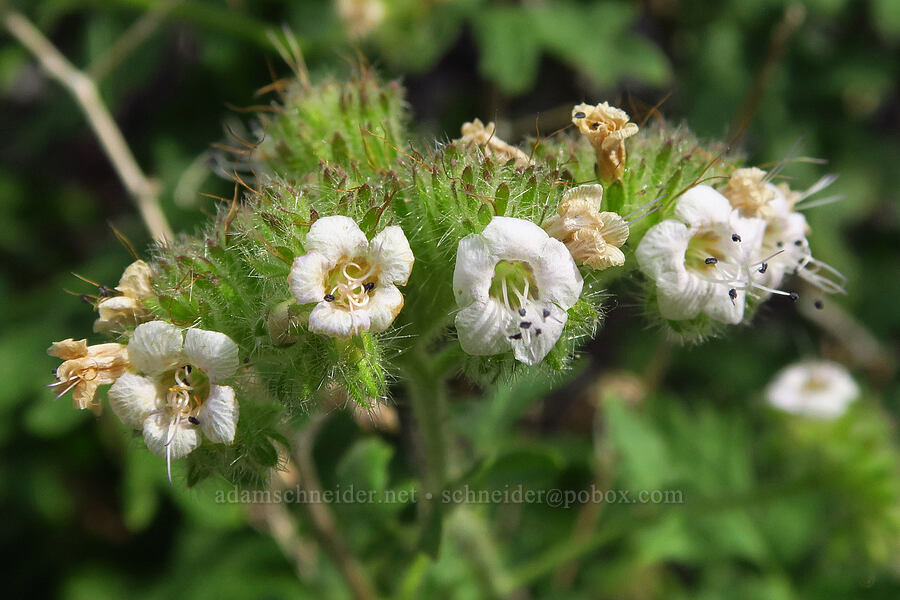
[3,9,172,242]
[290,414,381,600]
[402,350,454,510]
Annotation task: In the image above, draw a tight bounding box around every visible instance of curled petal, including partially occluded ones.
[129,321,183,377]
[48,338,88,360]
[109,372,162,429]
[674,185,734,228]
[656,271,712,321]
[455,300,515,357]
[481,217,548,264]
[142,412,201,459]
[636,220,692,280]
[532,237,583,308]
[453,234,497,306]
[199,385,239,444]
[510,301,567,366]
[309,302,371,337]
[370,226,415,285]
[183,328,240,382]
[289,250,331,305]
[304,215,368,263]
[366,285,405,332]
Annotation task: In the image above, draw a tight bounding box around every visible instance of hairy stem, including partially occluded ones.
[3,9,172,242]
[289,414,381,600]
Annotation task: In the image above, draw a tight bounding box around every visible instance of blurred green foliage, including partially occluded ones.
[2,0,900,598]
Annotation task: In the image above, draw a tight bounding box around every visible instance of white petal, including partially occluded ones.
[636,220,692,280]
[675,185,733,228]
[727,215,768,262]
[200,385,239,444]
[532,237,583,308]
[366,285,404,332]
[183,328,239,382]
[129,321,183,377]
[304,216,368,262]
[289,250,331,305]
[562,184,604,208]
[766,361,858,419]
[370,226,414,285]
[453,234,497,306]
[309,303,371,337]
[702,282,745,324]
[510,301,567,366]
[142,412,201,459]
[108,372,162,429]
[455,300,515,356]
[656,271,712,321]
[481,217,548,263]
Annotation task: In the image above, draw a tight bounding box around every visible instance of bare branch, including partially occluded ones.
[3,9,173,242]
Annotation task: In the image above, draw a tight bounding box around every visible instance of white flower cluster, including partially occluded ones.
[636,169,844,326]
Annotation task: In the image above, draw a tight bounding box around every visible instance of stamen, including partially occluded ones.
[520,321,531,329]
[732,234,741,242]
[814,300,824,309]
[705,257,718,265]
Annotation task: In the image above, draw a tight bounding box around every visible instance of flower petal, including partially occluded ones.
[481,217,548,264]
[117,260,154,298]
[142,412,201,459]
[675,185,734,228]
[635,220,691,280]
[47,338,87,360]
[656,271,712,321]
[455,299,515,356]
[109,372,162,429]
[702,282,745,324]
[510,301,567,366]
[183,328,239,382]
[94,296,143,332]
[367,285,404,332]
[533,237,583,308]
[289,250,331,305]
[200,384,239,444]
[370,226,414,285]
[309,303,371,337]
[304,215,368,262]
[129,321,183,377]
[453,234,497,306]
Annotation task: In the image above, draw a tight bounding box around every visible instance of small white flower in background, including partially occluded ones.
[457,119,533,167]
[453,216,583,366]
[636,185,768,324]
[335,0,386,39]
[543,184,629,270]
[766,360,859,419]
[289,216,414,337]
[571,102,639,182]
[108,321,240,483]
[721,168,846,297]
[47,339,129,414]
[94,260,156,333]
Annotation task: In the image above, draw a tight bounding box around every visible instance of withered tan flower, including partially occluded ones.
[457,119,532,167]
[722,167,779,219]
[571,102,639,182]
[48,338,129,414]
[94,260,155,333]
[543,185,629,270]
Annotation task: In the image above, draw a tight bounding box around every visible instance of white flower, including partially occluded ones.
[571,102,639,182]
[94,260,155,333]
[636,185,768,324]
[289,216,414,337]
[721,169,846,296]
[453,216,583,366]
[108,321,240,483]
[766,360,859,419]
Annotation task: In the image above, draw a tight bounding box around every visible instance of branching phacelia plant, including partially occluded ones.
[48,70,847,488]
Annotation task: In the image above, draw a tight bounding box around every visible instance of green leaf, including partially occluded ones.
[472,6,542,94]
